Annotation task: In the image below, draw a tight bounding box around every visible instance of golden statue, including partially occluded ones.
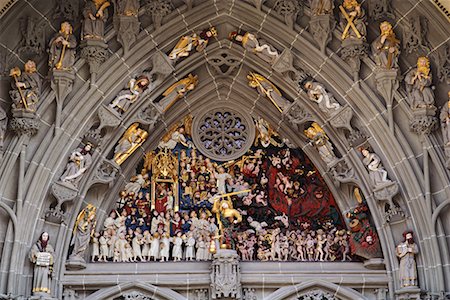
[158,74,198,112]
[49,22,77,70]
[339,0,366,40]
[211,190,249,249]
[114,123,149,165]
[69,204,97,262]
[168,27,217,61]
[151,148,179,212]
[304,122,337,165]
[247,72,290,113]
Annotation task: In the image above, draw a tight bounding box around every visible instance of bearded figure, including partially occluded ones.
[29,232,55,296]
[396,231,419,288]
[371,21,400,69]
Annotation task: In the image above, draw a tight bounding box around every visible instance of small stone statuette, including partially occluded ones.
[48,22,77,71]
[168,27,217,61]
[339,0,366,41]
[405,56,435,110]
[68,204,97,267]
[29,232,54,297]
[310,0,334,15]
[113,123,148,165]
[59,143,94,188]
[396,231,419,288]
[372,21,400,70]
[247,72,291,113]
[304,122,337,166]
[304,81,340,116]
[9,60,41,112]
[360,148,391,187]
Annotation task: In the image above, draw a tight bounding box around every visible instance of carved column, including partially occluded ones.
[210,249,242,299]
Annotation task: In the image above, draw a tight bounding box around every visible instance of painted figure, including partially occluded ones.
[396,231,419,288]
[310,0,334,15]
[440,92,450,145]
[60,143,94,188]
[304,81,340,115]
[114,123,149,165]
[48,22,77,70]
[82,0,110,40]
[229,31,279,64]
[371,21,400,69]
[169,27,217,61]
[361,148,390,186]
[109,76,150,114]
[29,232,54,296]
[157,74,198,112]
[69,204,97,262]
[9,60,41,111]
[405,57,435,109]
[339,0,366,40]
[247,72,290,113]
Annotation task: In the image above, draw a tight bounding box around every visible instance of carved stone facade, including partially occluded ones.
[0,1,449,300]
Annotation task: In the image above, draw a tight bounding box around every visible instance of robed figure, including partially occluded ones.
[48,22,77,70]
[229,31,279,64]
[396,232,419,288]
[69,204,97,263]
[29,232,54,296]
[9,60,41,111]
[440,92,450,146]
[405,57,435,109]
[371,21,400,69]
[82,0,110,40]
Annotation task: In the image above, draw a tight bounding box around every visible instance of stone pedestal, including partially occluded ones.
[9,109,39,137]
[51,70,75,133]
[210,249,242,299]
[340,39,368,82]
[363,258,385,270]
[80,39,109,86]
[46,181,78,223]
[329,106,353,131]
[30,293,58,300]
[97,104,122,130]
[375,69,399,133]
[113,15,140,55]
[65,254,87,270]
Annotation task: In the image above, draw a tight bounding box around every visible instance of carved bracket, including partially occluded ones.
[113,15,140,55]
[340,40,368,82]
[330,157,358,186]
[148,52,175,88]
[46,181,78,223]
[51,70,75,132]
[9,109,39,137]
[98,105,122,130]
[210,249,242,299]
[409,110,438,136]
[80,40,109,85]
[329,106,353,131]
[88,159,120,188]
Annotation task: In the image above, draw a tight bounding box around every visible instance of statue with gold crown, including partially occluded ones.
[168,27,217,61]
[68,204,97,266]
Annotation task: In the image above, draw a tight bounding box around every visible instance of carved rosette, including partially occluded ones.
[9,109,39,137]
[210,249,242,299]
[192,107,255,161]
[309,14,335,53]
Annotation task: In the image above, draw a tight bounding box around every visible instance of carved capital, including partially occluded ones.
[409,114,438,136]
[135,104,161,126]
[90,159,120,186]
[330,158,358,185]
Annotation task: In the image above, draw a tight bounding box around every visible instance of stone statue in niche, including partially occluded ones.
[114,123,149,165]
[48,22,77,71]
[304,81,341,116]
[229,31,279,64]
[59,143,94,188]
[29,232,54,297]
[168,27,217,61]
[405,56,435,110]
[310,0,334,15]
[440,91,450,146]
[82,0,111,40]
[109,75,151,115]
[247,72,291,113]
[304,122,338,166]
[371,21,400,70]
[68,204,97,266]
[396,231,419,288]
[339,0,366,41]
[9,60,41,112]
[360,148,391,187]
[156,74,198,113]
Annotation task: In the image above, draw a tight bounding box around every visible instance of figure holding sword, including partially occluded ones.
[339,0,366,41]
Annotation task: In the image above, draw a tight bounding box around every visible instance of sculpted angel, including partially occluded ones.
[254,117,283,148]
[304,122,337,165]
[168,27,217,61]
[229,31,279,64]
[60,143,94,188]
[304,81,341,115]
[114,123,149,165]
[212,196,242,249]
[109,75,150,115]
[157,74,198,112]
[247,72,290,113]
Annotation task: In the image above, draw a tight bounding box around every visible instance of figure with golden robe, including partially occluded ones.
[405,57,435,109]
[339,0,366,40]
[114,123,149,165]
[157,74,198,112]
[168,27,217,61]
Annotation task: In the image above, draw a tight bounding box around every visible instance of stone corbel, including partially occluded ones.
[309,14,335,54]
[86,159,120,188]
[374,69,399,133]
[330,157,358,186]
[340,39,368,82]
[51,70,75,135]
[9,109,39,138]
[113,14,140,55]
[285,101,312,129]
[97,105,122,130]
[46,181,78,224]
[329,106,353,131]
[272,49,308,89]
[135,103,161,127]
[373,182,405,222]
[409,108,438,136]
[80,39,109,87]
[148,51,175,89]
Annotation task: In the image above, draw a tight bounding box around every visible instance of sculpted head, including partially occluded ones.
[60,22,73,35]
[24,60,37,73]
[380,21,393,36]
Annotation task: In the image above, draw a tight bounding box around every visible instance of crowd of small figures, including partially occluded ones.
[91,208,352,263]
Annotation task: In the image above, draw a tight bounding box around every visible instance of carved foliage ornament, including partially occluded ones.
[192,107,255,161]
[297,289,338,300]
[122,291,154,300]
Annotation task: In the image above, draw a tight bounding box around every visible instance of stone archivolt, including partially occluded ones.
[0,1,449,300]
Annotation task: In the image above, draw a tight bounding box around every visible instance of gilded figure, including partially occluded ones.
[247,72,290,113]
[157,74,198,112]
[48,22,77,70]
[371,21,400,69]
[69,204,97,262]
[114,123,149,165]
[9,60,41,111]
[168,27,217,61]
[339,0,366,40]
[82,0,110,40]
[229,31,279,64]
[109,75,150,115]
[405,56,435,109]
